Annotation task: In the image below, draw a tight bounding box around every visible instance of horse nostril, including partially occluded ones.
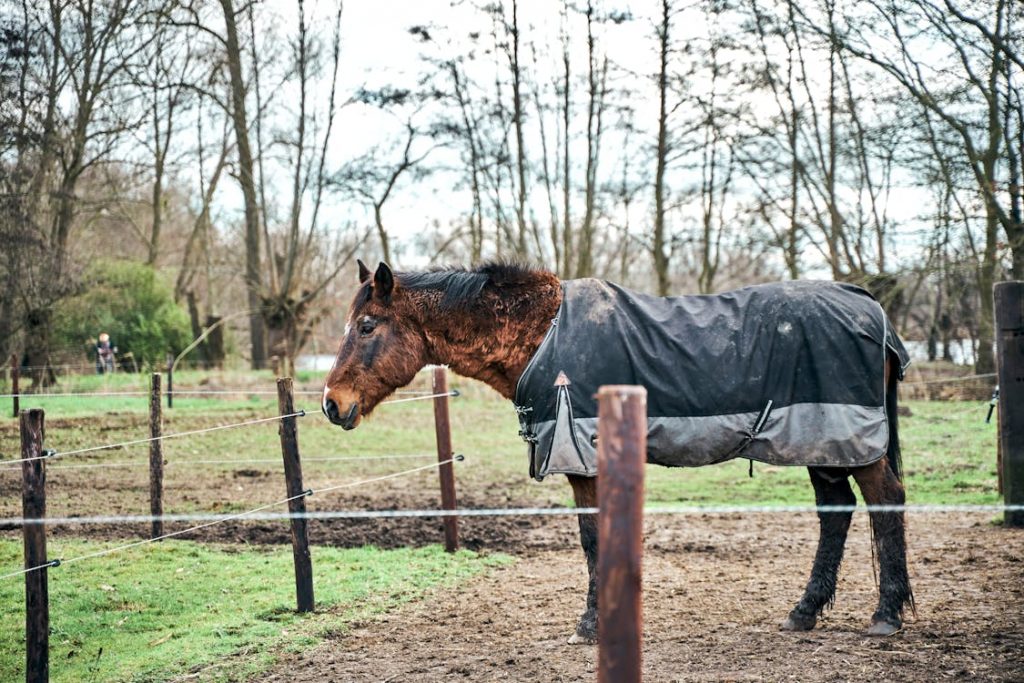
[343,402,359,429]
[324,398,340,422]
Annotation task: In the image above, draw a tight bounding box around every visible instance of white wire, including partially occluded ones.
[0,456,462,580]
[0,389,442,398]
[1,411,308,465]
[0,391,458,467]
[379,391,457,404]
[902,372,997,386]
[1,391,151,398]
[1,503,1017,529]
[0,452,438,472]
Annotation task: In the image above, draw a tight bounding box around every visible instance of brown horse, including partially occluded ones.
[322,260,914,642]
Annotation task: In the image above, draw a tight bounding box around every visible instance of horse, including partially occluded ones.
[321,260,914,643]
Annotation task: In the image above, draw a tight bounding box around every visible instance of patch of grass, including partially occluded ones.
[642,399,999,507]
[0,539,509,683]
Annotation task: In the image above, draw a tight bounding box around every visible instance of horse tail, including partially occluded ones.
[885,351,903,482]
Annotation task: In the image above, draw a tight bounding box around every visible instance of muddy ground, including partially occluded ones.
[254,514,1024,683]
[0,418,1021,681]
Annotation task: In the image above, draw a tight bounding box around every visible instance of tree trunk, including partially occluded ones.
[186,291,207,366]
[976,205,999,374]
[561,25,572,277]
[573,1,604,279]
[23,310,55,389]
[219,0,266,369]
[510,0,528,258]
[652,0,671,296]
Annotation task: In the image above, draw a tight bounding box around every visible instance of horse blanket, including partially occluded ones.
[513,279,910,481]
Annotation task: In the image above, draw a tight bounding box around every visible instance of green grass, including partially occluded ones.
[642,399,1000,507]
[0,369,282,418]
[0,540,509,683]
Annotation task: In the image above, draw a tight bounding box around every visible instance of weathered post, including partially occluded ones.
[21,408,49,683]
[149,373,164,539]
[277,377,314,612]
[597,385,646,683]
[11,354,19,418]
[165,355,173,409]
[995,282,1024,527]
[432,366,458,552]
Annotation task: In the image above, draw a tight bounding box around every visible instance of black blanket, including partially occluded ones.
[513,279,910,481]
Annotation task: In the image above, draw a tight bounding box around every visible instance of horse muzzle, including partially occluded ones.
[323,396,361,430]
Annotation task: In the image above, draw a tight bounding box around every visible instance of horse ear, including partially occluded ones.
[357,259,371,284]
[373,262,395,302]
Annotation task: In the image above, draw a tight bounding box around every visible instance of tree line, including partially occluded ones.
[0,0,1020,378]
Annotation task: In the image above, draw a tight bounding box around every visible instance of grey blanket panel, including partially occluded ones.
[514,279,909,481]
[531,403,889,478]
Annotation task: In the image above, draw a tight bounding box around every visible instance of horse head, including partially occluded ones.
[321,260,429,429]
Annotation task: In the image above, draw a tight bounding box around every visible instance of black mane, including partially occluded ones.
[397,262,545,310]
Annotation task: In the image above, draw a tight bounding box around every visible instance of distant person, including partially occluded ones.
[95,333,117,374]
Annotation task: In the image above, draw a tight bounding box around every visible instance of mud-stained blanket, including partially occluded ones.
[513,279,910,481]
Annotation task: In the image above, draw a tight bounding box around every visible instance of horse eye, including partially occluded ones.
[358,321,376,336]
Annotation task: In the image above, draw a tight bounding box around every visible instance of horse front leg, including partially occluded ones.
[567,474,598,644]
[782,467,855,631]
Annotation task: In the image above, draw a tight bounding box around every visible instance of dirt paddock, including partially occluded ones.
[1,455,1021,681]
[251,512,1022,682]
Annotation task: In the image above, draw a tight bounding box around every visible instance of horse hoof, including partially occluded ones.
[568,632,597,645]
[866,620,901,637]
[780,613,816,632]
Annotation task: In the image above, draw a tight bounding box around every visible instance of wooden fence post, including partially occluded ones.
[12,354,19,418]
[432,366,458,552]
[149,373,164,539]
[165,355,173,409]
[21,408,49,683]
[995,282,1024,527]
[597,385,646,683]
[277,377,314,612]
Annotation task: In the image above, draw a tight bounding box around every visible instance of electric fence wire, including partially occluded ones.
[0,389,449,399]
[1,390,458,466]
[1,411,308,466]
[902,372,997,386]
[1,501,1018,535]
[0,455,464,580]
[0,452,439,472]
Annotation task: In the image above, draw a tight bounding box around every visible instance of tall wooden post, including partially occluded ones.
[277,378,314,612]
[165,356,173,409]
[12,354,19,418]
[149,373,164,539]
[21,408,49,683]
[597,385,646,683]
[432,366,458,552]
[995,282,1024,527]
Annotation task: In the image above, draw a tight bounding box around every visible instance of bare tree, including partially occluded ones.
[216,0,266,368]
[827,0,1021,371]
[0,0,156,383]
[573,0,609,278]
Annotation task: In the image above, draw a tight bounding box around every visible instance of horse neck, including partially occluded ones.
[418,274,562,399]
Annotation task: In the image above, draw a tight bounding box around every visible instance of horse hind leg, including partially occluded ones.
[782,467,855,632]
[567,474,598,644]
[852,457,914,636]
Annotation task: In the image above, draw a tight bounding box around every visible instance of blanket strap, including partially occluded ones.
[730,400,775,477]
